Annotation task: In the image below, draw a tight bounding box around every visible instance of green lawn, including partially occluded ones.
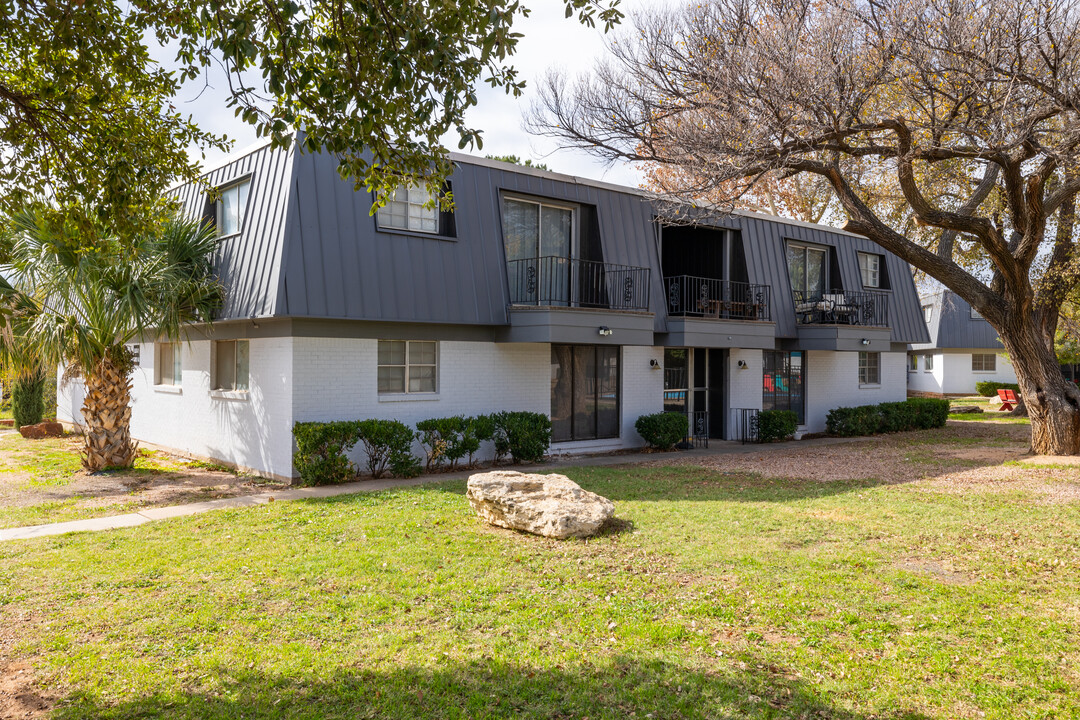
[2,456,1078,719]
[947,396,1030,424]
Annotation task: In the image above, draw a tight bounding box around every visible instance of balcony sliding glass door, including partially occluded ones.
[503,197,574,304]
[787,243,827,299]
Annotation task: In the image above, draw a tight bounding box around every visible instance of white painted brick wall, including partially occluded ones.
[906,352,945,394]
[804,350,907,433]
[58,338,295,479]
[942,350,1017,394]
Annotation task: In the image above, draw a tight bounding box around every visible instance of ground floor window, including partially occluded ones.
[763,351,805,424]
[214,340,250,391]
[924,354,934,371]
[378,340,437,394]
[908,354,918,372]
[155,342,182,386]
[859,351,880,385]
[972,353,996,372]
[551,345,620,442]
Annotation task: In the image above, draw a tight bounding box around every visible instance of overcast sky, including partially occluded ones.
[174,2,665,187]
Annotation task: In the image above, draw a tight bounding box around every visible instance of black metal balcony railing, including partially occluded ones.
[664,276,771,321]
[792,289,889,327]
[507,256,651,311]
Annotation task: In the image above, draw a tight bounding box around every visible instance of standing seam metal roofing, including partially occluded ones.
[910,290,1005,350]
[180,140,929,344]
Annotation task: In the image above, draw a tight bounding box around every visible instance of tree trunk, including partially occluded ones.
[1000,320,1080,454]
[80,357,137,471]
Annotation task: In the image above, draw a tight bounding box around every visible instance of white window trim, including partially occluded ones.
[154,341,182,388]
[376,184,440,235]
[153,385,183,395]
[908,354,918,372]
[971,353,997,373]
[377,340,439,395]
[209,389,249,401]
[922,305,933,323]
[858,252,881,288]
[215,177,251,240]
[212,339,250,393]
[786,242,830,296]
[858,351,881,386]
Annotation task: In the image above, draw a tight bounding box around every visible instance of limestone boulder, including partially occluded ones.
[466,471,615,539]
[951,405,983,414]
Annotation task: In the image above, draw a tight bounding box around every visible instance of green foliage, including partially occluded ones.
[357,420,420,479]
[485,155,551,171]
[756,410,798,443]
[292,421,361,486]
[975,381,1021,397]
[634,412,688,451]
[11,368,47,428]
[415,416,469,471]
[461,415,496,468]
[492,411,552,464]
[827,398,950,437]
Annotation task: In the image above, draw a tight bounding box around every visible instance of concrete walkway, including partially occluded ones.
[0,436,867,543]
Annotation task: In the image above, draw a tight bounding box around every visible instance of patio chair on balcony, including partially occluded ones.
[823,292,860,324]
[795,294,833,323]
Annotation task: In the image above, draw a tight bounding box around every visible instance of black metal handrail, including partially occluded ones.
[507,256,651,311]
[733,408,759,444]
[792,289,889,327]
[664,276,771,321]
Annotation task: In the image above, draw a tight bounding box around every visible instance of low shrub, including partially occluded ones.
[415,416,466,471]
[357,419,420,479]
[635,412,688,451]
[975,381,1020,397]
[827,398,950,437]
[492,411,551,464]
[292,420,361,486]
[757,409,798,442]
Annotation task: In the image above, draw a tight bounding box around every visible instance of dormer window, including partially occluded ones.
[377,185,439,234]
[216,179,250,238]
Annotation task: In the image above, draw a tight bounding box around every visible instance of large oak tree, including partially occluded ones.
[533,0,1080,454]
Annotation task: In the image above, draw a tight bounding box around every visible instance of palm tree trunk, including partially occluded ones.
[80,357,137,471]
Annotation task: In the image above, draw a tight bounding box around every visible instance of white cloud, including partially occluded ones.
[168,1,668,188]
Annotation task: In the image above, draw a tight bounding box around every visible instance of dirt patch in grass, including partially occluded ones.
[893,559,976,586]
[0,432,286,528]
[0,661,51,719]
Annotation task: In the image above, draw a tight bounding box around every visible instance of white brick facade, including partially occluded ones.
[803,350,908,433]
[907,349,1016,396]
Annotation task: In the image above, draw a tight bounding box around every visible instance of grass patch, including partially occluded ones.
[948,412,1030,424]
[2,463,1078,719]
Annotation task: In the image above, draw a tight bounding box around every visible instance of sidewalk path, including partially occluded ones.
[0,436,867,542]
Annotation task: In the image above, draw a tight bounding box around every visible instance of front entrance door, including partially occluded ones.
[663,348,725,441]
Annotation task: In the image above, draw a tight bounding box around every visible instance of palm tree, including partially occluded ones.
[0,210,223,471]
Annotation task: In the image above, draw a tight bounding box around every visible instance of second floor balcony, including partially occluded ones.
[507,256,651,312]
[793,289,889,327]
[664,276,772,321]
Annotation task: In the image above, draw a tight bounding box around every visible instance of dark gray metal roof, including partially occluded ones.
[910,290,1004,350]
[176,140,928,345]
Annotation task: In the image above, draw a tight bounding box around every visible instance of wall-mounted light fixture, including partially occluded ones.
[860,338,871,346]
[650,358,661,370]
[598,326,613,337]
[737,359,748,369]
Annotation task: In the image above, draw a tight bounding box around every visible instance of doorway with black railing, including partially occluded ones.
[662,347,726,446]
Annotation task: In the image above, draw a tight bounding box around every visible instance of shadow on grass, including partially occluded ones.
[50,658,931,720]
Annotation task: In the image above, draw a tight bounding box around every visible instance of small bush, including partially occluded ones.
[635,412,688,451]
[12,368,47,428]
[461,415,495,467]
[292,421,361,486]
[757,410,798,442]
[415,416,467,471]
[975,381,1020,397]
[493,411,551,464]
[357,419,420,478]
[827,398,950,437]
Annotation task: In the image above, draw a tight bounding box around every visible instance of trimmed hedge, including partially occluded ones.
[292,420,361,486]
[415,416,466,471]
[492,411,551,464]
[357,419,420,479]
[635,412,688,451]
[975,381,1020,398]
[758,410,798,442]
[826,398,950,437]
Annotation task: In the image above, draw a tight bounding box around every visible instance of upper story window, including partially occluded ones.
[786,242,828,298]
[923,304,933,323]
[858,252,882,288]
[502,196,574,262]
[970,306,983,319]
[377,185,439,234]
[216,179,250,238]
